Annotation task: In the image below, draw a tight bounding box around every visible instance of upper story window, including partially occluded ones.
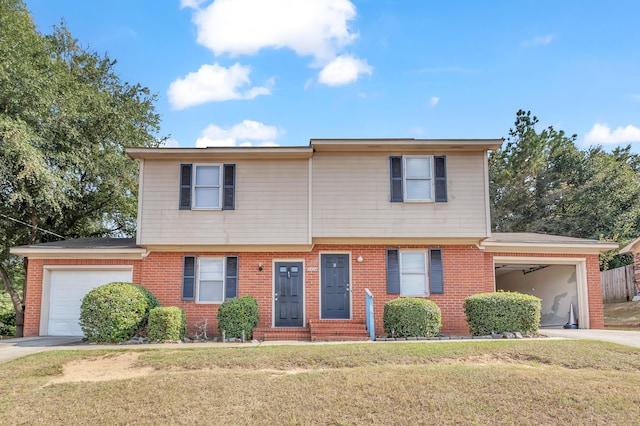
[194,165,222,209]
[404,156,432,201]
[179,164,235,210]
[390,155,447,203]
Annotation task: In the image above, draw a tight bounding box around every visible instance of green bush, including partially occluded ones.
[217,296,259,340]
[383,298,441,338]
[464,291,541,336]
[79,282,159,342]
[0,309,16,337]
[147,306,186,342]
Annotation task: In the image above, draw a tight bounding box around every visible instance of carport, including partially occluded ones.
[495,260,580,327]
[481,233,619,330]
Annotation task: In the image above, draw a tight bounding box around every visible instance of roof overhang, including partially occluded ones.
[620,236,640,254]
[126,147,313,161]
[9,247,148,260]
[480,239,618,254]
[310,138,504,152]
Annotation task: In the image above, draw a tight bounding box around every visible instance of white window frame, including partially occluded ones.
[399,251,428,296]
[192,164,222,210]
[403,156,433,202]
[196,257,226,303]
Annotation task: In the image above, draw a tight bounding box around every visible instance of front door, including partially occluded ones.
[321,254,350,319]
[274,262,304,327]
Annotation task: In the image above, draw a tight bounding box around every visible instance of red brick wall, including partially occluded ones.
[23,246,604,337]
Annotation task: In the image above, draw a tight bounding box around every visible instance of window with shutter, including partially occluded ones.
[389,156,447,203]
[386,249,444,296]
[182,256,240,303]
[180,164,236,210]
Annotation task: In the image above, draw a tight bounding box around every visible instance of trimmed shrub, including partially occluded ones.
[464,291,541,336]
[383,298,441,338]
[217,296,259,340]
[148,306,186,342]
[0,309,16,337]
[79,282,159,342]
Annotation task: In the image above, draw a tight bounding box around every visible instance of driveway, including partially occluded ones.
[540,328,640,348]
[0,337,84,364]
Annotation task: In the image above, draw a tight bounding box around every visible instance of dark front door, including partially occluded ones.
[321,254,350,319]
[274,262,304,327]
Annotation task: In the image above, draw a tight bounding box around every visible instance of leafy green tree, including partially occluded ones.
[490,110,640,269]
[0,0,164,336]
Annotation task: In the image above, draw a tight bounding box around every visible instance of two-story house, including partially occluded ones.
[12,139,616,339]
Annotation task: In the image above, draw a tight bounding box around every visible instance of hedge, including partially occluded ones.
[79,282,160,342]
[217,296,259,340]
[383,298,441,338]
[464,291,541,335]
[148,306,186,342]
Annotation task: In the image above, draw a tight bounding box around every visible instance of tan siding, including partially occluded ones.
[311,152,488,238]
[139,159,309,245]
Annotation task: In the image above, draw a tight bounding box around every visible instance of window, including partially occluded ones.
[182,256,238,302]
[198,258,224,302]
[386,248,443,295]
[390,156,447,203]
[404,156,432,201]
[194,165,221,209]
[179,164,235,210]
[399,252,427,295]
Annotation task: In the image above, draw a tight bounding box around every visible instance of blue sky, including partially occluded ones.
[25,0,640,149]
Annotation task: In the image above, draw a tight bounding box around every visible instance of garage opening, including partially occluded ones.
[495,263,578,328]
[42,267,133,336]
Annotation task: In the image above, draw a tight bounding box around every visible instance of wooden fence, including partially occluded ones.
[601,265,635,303]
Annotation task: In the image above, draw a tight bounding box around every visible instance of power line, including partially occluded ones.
[0,213,65,239]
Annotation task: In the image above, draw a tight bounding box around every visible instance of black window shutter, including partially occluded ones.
[182,256,196,300]
[434,156,447,202]
[386,248,400,294]
[429,249,444,294]
[390,156,403,202]
[223,164,235,210]
[225,256,238,300]
[179,164,192,210]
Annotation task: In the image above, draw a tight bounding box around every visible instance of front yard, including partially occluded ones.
[1,340,639,425]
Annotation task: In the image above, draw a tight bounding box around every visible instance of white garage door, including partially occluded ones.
[48,269,133,336]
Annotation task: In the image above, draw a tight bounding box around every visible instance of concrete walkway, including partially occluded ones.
[2,329,639,364]
[539,328,640,348]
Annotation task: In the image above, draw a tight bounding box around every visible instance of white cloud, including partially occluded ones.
[195,120,282,147]
[187,0,357,63]
[167,63,271,110]
[318,55,372,86]
[522,34,554,47]
[180,0,206,8]
[584,123,640,145]
[429,96,439,107]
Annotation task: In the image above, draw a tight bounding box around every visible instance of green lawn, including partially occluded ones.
[1,340,640,425]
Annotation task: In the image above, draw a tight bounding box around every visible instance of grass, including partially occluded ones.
[1,340,640,425]
[604,301,640,327]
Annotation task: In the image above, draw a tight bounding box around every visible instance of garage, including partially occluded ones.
[495,262,579,327]
[43,267,133,336]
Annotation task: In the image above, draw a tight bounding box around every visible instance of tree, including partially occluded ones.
[490,110,640,269]
[0,0,164,336]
